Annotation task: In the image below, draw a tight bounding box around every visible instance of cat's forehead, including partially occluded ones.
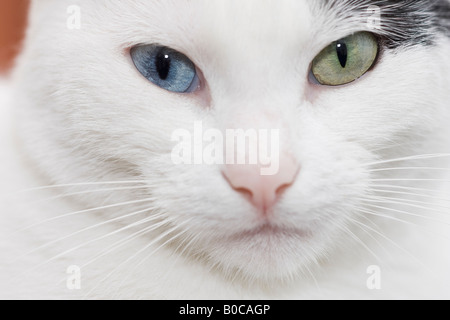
[119,0,316,49]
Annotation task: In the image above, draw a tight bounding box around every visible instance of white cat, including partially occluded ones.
[1,0,450,299]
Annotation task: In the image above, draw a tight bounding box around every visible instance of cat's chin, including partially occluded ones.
[196,223,323,283]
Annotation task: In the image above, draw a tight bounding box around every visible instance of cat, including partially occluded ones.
[1,0,450,299]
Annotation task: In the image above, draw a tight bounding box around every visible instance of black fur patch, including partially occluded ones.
[327,0,450,48]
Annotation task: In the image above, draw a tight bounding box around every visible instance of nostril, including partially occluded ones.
[222,171,253,196]
[234,187,253,201]
[275,183,292,197]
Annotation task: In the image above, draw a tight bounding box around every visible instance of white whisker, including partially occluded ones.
[369,166,450,173]
[343,183,447,196]
[364,195,450,215]
[337,223,382,263]
[347,214,393,259]
[29,185,152,206]
[16,197,157,233]
[356,207,450,240]
[356,212,384,233]
[77,216,170,270]
[18,205,156,260]
[369,178,450,183]
[370,184,450,199]
[22,212,165,277]
[349,215,428,270]
[360,201,450,225]
[7,180,150,195]
[363,153,450,167]
[112,222,193,299]
[371,188,450,203]
[55,215,170,288]
[356,207,418,227]
[161,232,205,281]
[302,260,322,295]
[82,220,190,299]
[1,180,151,197]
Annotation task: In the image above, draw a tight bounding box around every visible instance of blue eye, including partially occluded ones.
[131,45,199,93]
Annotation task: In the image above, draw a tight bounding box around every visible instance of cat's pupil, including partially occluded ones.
[336,41,347,68]
[156,50,171,80]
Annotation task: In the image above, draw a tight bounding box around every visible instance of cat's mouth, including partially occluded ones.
[204,222,315,280]
[230,223,309,241]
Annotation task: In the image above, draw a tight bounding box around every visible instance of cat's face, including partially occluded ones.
[15,0,450,281]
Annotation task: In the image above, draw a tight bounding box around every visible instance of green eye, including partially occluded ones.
[311,32,379,86]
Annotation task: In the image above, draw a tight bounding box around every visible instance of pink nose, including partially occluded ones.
[223,157,299,212]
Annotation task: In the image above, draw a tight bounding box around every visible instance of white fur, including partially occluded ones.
[1,0,450,299]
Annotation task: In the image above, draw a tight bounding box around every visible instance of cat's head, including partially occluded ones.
[13,0,450,281]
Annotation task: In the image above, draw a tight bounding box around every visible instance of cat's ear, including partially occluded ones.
[0,0,29,73]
